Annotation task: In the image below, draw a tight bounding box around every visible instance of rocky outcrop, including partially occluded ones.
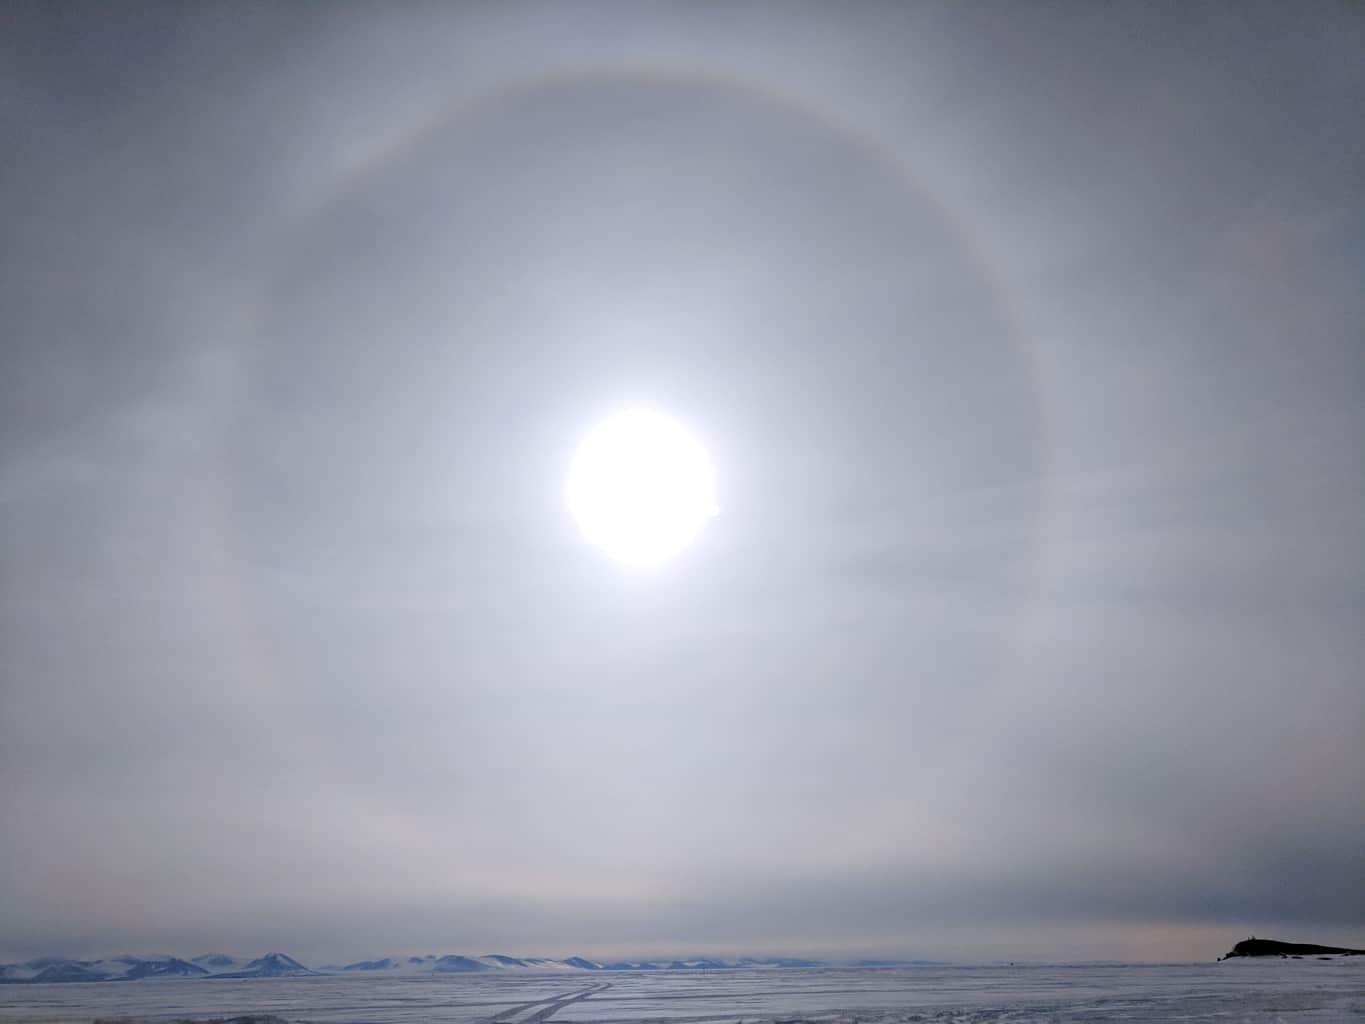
[1220,937,1365,960]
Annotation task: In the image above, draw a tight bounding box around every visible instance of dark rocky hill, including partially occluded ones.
[1220,937,1365,959]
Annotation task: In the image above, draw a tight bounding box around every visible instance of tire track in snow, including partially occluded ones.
[488,982,612,1023]
[523,981,612,1022]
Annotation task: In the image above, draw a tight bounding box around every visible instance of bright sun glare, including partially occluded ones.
[568,410,718,567]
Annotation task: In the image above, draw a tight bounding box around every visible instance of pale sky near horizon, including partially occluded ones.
[2,2,1363,964]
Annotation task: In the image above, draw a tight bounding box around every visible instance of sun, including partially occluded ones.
[567,410,718,567]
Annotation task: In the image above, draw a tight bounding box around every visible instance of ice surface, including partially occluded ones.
[0,962,1361,1023]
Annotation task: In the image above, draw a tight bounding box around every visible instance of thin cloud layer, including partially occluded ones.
[2,2,1362,963]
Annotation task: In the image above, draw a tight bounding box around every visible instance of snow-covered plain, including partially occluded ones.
[1,962,1361,1023]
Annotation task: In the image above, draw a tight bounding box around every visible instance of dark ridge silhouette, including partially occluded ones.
[1219,937,1365,960]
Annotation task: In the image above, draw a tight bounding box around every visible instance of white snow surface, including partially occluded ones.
[1,961,1361,1023]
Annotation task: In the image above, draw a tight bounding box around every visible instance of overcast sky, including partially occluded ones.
[2,2,1362,965]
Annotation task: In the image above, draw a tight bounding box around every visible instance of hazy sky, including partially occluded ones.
[2,3,1362,964]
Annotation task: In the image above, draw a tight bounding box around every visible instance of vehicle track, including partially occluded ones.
[488,981,612,1023]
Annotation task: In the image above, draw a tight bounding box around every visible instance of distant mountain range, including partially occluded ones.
[0,952,944,984]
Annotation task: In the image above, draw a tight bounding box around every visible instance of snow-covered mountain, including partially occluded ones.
[560,956,601,970]
[0,956,210,983]
[190,953,241,970]
[121,958,210,980]
[334,954,580,975]
[211,953,319,979]
[0,951,909,983]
